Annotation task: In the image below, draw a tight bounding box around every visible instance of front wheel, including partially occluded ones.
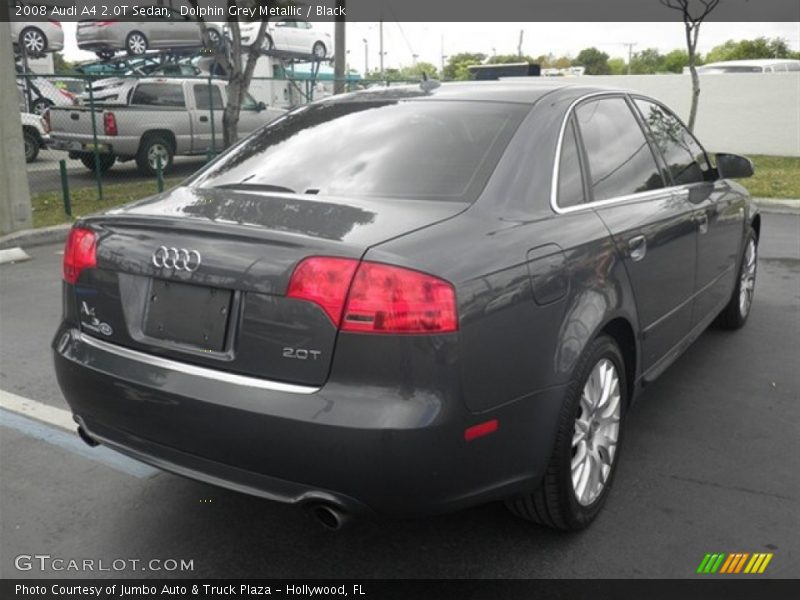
[312,42,327,59]
[30,98,53,116]
[20,27,47,55]
[126,31,148,56]
[507,335,626,530]
[716,228,758,329]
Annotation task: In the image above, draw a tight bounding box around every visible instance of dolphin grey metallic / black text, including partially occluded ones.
[53,82,760,530]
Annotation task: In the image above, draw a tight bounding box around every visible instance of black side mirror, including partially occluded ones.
[716,153,754,179]
[256,101,267,112]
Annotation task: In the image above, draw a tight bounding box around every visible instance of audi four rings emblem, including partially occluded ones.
[151,246,202,272]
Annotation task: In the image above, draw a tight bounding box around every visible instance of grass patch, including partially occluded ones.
[32,178,181,229]
[746,155,800,199]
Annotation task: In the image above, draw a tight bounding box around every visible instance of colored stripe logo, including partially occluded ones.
[697,552,773,574]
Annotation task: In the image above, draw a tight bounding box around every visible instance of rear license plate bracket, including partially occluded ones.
[143,279,232,352]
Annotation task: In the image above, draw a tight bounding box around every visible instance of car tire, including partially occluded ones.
[716,228,758,330]
[262,35,274,52]
[136,135,174,176]
[126,31,148,56]
[23,128,40,163]
[30,98,53,116]
[312,42,327,59]
[79,153,116,173]
[506,334,626,531]
[207,28,221,48]
[20,27,47,55]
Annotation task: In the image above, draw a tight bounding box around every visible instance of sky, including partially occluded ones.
[59,21,800,73]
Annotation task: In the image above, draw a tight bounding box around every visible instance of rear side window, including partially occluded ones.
[557,117,586,208]
[575,97,664,202]
[131,83,185,107]
[191,100,528,203]
[633,99,710,186]
[194,84,224,110]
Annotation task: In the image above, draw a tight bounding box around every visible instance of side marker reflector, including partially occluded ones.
[464,419,499,442]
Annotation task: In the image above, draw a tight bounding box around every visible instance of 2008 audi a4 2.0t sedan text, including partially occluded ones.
[53,82,760,531]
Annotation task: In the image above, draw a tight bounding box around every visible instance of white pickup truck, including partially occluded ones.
[47,77,285,175]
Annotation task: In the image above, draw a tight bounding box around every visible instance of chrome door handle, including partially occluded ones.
[695,212,709,234]
[628,235,647,262]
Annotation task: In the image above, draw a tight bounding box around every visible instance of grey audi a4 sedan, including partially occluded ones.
[53,82,759,531]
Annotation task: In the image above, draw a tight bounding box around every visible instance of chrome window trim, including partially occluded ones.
[76,331,320,395]
[550,91,690,215]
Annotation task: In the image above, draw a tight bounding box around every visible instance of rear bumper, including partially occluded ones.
[53,326,565,517]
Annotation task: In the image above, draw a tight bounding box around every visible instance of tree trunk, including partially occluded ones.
[688,62,700,132]
[222,20,267,148]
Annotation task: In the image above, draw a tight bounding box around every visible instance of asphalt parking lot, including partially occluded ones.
[0,212,798,579]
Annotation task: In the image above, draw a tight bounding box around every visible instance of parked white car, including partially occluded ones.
[237,20,332,59]
[21,112,50,163]
[16,68,77,115]
[11,20,64,55]
[687,59,800,74]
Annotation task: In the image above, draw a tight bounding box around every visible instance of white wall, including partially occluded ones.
[555,73,800,157]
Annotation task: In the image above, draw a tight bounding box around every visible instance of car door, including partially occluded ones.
[272,20,300,51]
[571,95,698,374]
[632,97,745,328]
[191,83,224,153]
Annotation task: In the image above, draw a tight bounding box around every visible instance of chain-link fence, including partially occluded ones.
[18,69,420,223]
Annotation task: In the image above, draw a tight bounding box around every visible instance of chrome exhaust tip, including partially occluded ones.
[308,503,349,531]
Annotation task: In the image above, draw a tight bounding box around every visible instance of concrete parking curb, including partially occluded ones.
[754,198,800,215]
[0,198,796,251]
[0,223,71,251]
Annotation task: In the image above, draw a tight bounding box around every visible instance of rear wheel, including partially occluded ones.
[262,35,274,52]
[207,28,221,48]
[20,27,47,55]
[507,335,626,530]
[126,31,148,56]
[716,228,758,329]
[136,135,173,175]
[23,128,40,163]
[79,153,116,173]
[30,98,53,116]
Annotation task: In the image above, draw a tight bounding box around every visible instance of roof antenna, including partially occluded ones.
[420,72,441,93]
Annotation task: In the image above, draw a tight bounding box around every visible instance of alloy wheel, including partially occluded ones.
[147,144,169,170]
[23,29,46,54]
[128,33,147,55]
[571,358,621,506]
[739,238,757,317]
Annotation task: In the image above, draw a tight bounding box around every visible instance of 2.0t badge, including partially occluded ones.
[152,246,202,272]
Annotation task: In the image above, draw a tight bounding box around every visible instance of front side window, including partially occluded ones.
[190,100,528,203]
[634,98,711,186]
[131,83,185,107]
[574,97,664,202]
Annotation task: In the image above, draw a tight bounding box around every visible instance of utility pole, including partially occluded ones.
[623,42,637,75]
[440,34,447,78]
[0,19,32,235]
[517,30,524,58]
[333,1,346,94]
[362,38,368,77]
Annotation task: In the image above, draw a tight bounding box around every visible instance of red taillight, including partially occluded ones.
[58,89,75,101]
[96,21,116,26]
[49,20,62,29]
[42,109,51,132]
[287,257,360,326]
[103,111,117,136]
[63,227,97,284]
[342,262,458,334]
[287,257,458,334]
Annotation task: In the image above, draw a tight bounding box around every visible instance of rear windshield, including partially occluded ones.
[190,100,528,202]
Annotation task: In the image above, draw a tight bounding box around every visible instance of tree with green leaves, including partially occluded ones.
[659,0,721,132]
[574,47,610,75]
[442,53,487,80]
[629,48,664,74]
[705,37,795,62]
